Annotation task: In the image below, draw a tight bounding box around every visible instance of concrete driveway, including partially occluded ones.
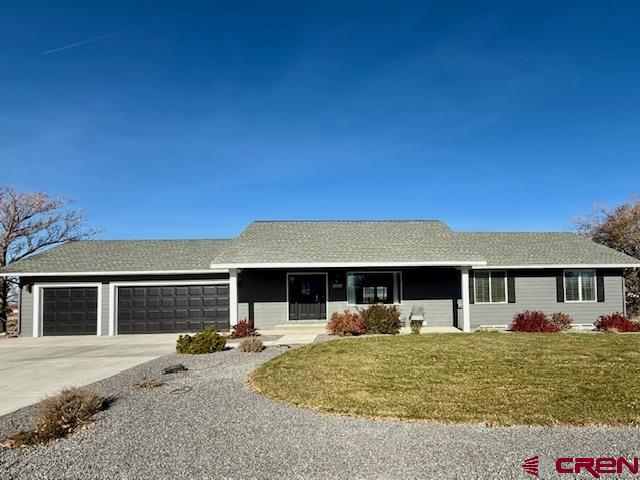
[0,334,177,416]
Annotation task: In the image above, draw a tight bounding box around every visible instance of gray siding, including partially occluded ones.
[470,270,625,328]
[19,284,34,337]
[238,270,288,329]
[101,283,110,335]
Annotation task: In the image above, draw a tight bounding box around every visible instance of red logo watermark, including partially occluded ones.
[521,456,539,476]
[522,454,640,478]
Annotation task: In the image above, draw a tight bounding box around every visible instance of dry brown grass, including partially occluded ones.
[3,387,104,448]
[250,333,640,426]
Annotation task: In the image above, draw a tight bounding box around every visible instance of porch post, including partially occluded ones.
[460,267,471,332]
[229,268,238,328]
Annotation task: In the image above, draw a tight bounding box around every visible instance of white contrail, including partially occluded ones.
[42,30,124,55]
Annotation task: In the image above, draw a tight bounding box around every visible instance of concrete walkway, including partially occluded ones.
[0,335,177,416]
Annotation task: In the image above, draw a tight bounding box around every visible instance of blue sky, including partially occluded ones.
[2,1,639,238]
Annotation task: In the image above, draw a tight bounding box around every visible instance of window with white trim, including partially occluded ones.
[474,271,507,303]
[564,270,596,302]
[347,272,401,305]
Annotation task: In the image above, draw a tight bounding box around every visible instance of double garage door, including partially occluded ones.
[117,284,229,333]
[41,284,229,335]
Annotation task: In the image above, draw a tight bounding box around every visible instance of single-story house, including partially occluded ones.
[1,220,638,336]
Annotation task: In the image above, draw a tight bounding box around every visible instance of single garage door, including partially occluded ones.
[42,287,99,336]
[117,284,229,333]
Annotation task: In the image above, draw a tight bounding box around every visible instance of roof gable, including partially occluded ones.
[210,220,485,266]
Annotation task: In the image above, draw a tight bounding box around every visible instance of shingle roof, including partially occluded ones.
[457,232,640,267]
[209,221,489,266]
[0,239,231,274]
[1,221,638,275]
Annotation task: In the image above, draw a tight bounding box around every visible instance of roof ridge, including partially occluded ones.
[75,238,232,242]
[458,231,578,235]
[251,219,446,223]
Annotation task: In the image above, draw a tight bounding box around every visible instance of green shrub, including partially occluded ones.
[239,337,264,352]
[410,319,423,335]
[359,304,401,335]
[176,326,226,354]
[551,312,573,331]
[327,309,366,336]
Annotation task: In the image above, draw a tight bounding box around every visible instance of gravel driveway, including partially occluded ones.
[1,345,640,479]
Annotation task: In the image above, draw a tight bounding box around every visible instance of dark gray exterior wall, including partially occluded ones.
[18,273,229,337]
[469,269,625,328]
[17,268,628,334]
[238,267,461,329]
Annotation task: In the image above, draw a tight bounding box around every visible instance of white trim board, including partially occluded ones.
[0,269,228,278]
[32,282,103,338]
[108,279,230,336]
[472,264,638,269]
[212,260,487,269]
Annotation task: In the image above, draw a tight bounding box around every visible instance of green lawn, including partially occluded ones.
[249,333,640,426]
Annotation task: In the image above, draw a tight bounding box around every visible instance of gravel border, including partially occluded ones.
[2,345,640,479]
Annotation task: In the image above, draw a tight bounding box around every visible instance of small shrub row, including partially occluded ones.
[327,305,402,336]
[509,310,640,333]
[4,387,104,448]
[176,326,226,354]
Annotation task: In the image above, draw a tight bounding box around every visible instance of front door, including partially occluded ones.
[288,274,327,321]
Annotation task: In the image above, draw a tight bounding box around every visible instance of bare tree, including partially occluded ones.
[0,187,96,333]
[575,197,640,316]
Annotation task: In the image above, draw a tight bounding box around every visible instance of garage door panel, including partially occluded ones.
[118,284,229,333]
[42,287,98,336]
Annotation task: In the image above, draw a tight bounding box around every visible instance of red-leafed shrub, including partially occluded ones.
[594,313,640,333]
[327,310,366,336]
[551,312,573,331]
[231,319,258,338]
[509,311,560,333]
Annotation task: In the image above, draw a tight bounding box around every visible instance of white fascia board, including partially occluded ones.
[210,260,488,269]
[472,263,640,270]
[0,269,229,278]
